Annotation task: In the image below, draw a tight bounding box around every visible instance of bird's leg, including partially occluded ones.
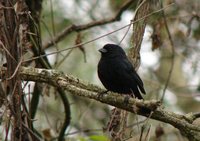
[124,93,134,106]
[130,89,135,98]
[97,90,109,99]
[124,95,130,105]
[123,90,137,109]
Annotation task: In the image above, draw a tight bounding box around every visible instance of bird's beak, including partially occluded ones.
[98,48,107,53]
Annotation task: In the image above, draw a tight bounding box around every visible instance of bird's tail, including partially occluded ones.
[131,88,143,99]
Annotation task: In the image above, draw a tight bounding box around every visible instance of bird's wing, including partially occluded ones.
[115,58,146,94]
[132,72,146,94]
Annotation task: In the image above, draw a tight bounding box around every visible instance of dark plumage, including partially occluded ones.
[97,44,146,99]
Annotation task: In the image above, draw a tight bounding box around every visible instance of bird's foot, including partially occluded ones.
[97,90,109,99]
[124,95,133,105]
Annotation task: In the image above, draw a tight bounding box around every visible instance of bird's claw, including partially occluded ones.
[124,95,131,105]
[97,90,108,99]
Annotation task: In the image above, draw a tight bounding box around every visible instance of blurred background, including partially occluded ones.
[35,0,200,140]
[1,0,200,140]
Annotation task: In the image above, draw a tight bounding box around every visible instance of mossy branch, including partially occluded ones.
[1,66,200,141]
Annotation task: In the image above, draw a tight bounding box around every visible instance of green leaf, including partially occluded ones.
[89,135,109,141]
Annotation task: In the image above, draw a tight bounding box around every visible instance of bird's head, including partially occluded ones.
[98,44,126,58]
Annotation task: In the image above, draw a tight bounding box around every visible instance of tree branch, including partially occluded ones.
[42,0,135,49]
[1,66,200,140]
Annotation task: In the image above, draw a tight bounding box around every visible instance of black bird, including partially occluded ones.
[97,44,146,99]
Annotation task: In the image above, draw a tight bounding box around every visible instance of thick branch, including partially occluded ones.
[1,66,200,140]
[128,0,150,69]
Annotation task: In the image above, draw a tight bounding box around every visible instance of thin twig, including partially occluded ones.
[57,88,71,141]
[160,1,175,102]
[23,3,174,64]
[0,40,16,62]
[119,21,132,45]
[119,0,148,46]
[22,122,42,141]
[144,124,152,141]
[6,58,22,80]
[43,0,135,49]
